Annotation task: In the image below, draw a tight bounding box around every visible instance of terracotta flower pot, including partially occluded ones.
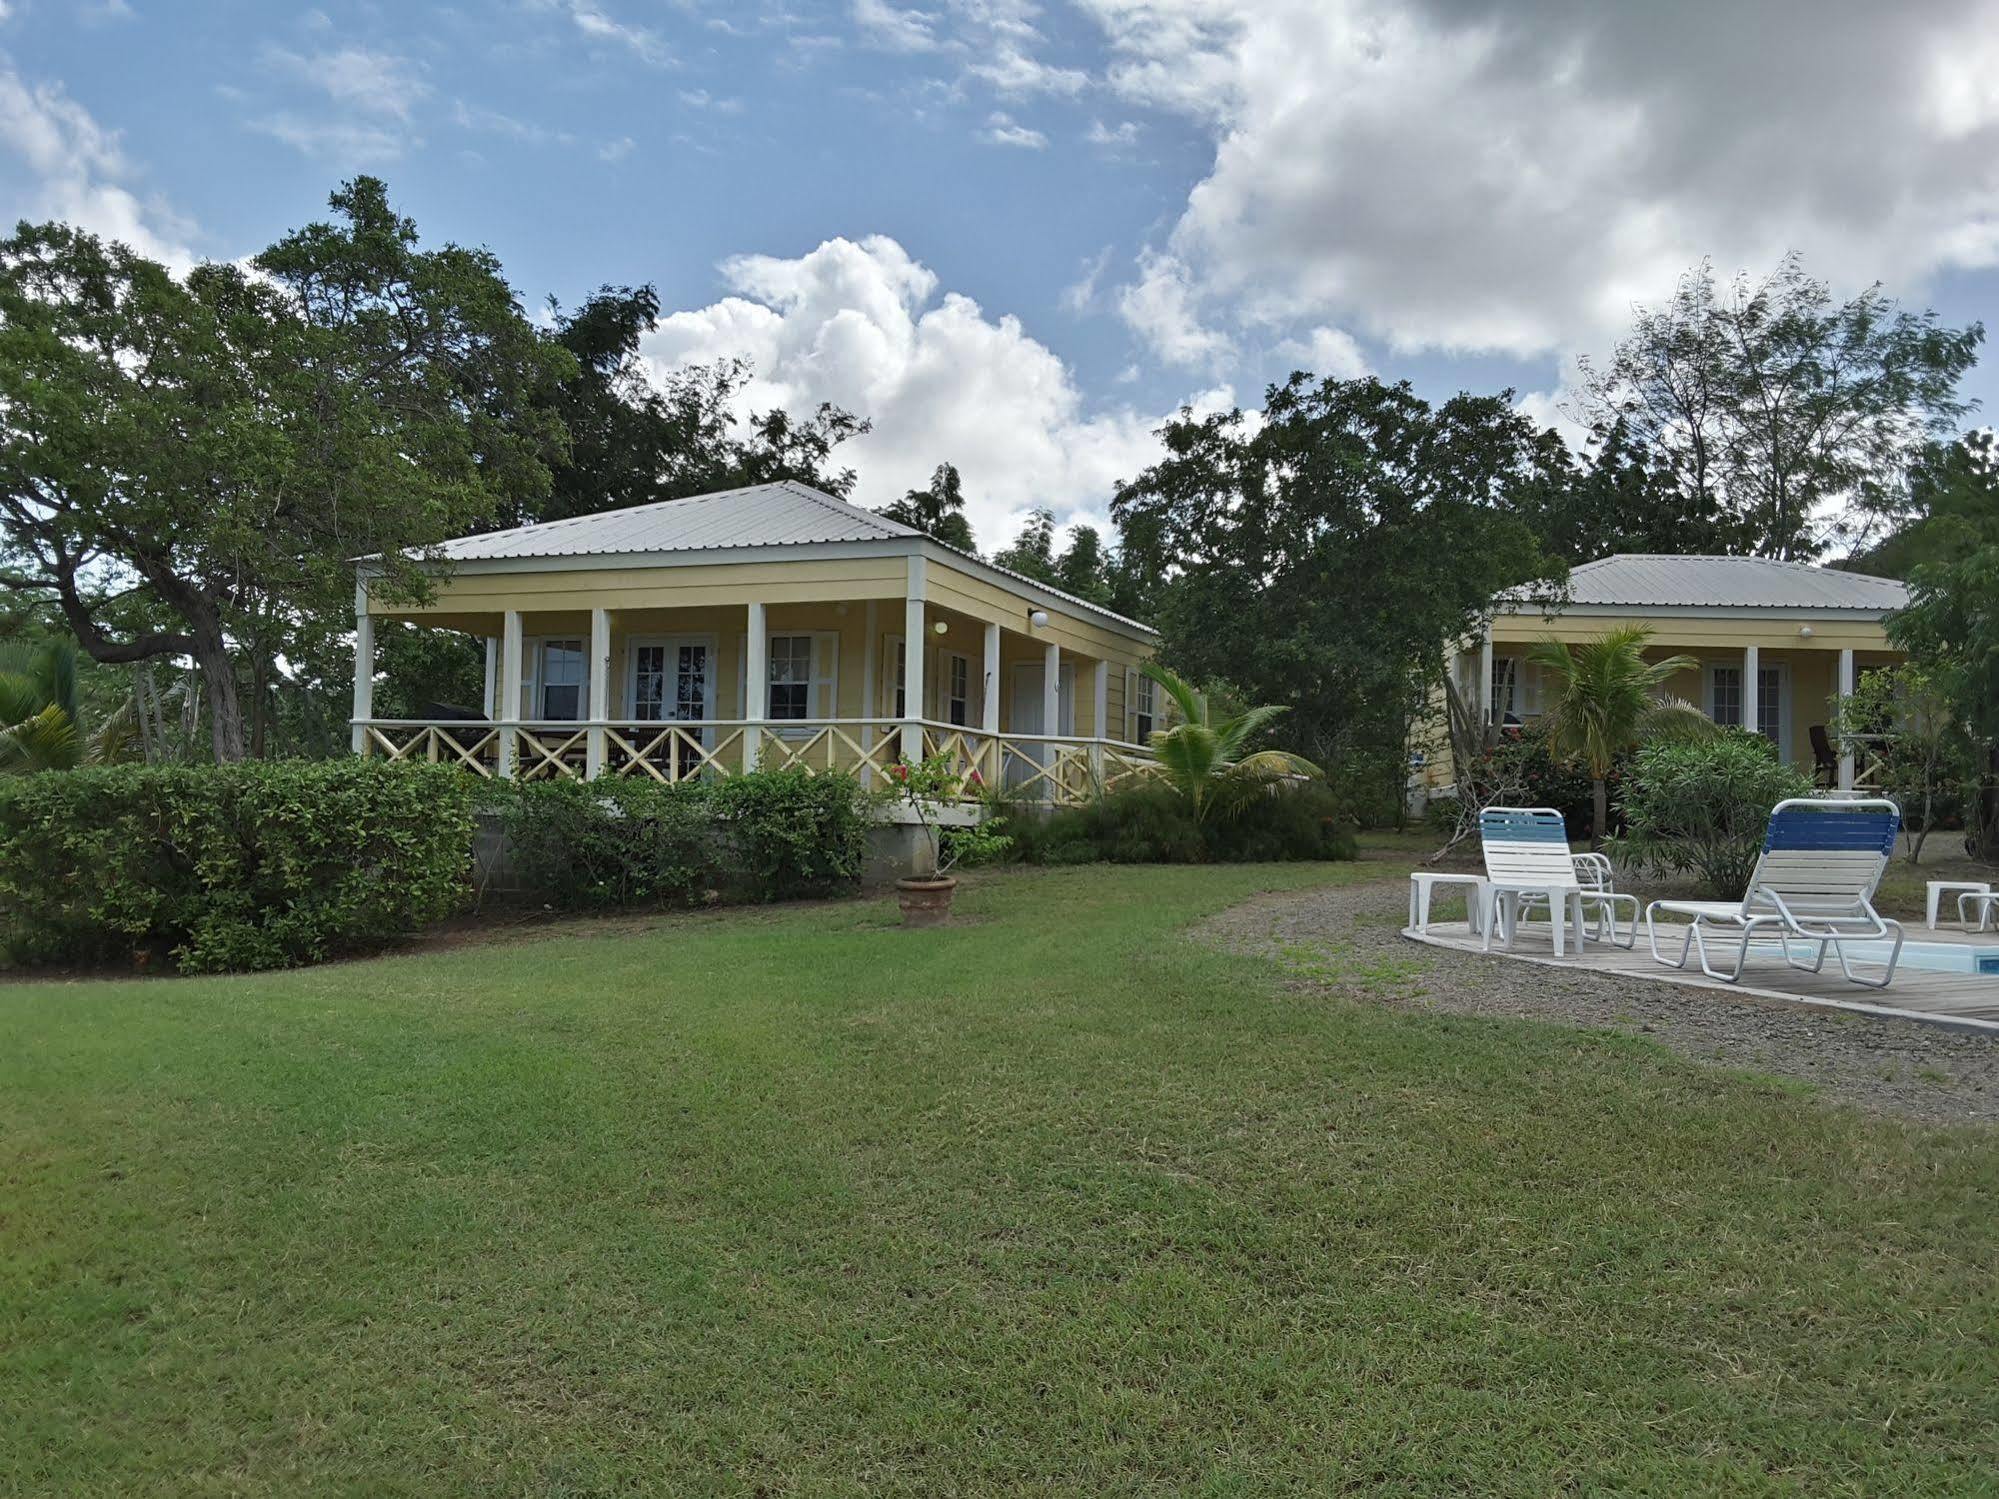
[895,875,958,927]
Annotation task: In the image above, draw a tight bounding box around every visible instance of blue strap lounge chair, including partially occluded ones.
[1645,797,1905,989]
[1479,806,1638,956]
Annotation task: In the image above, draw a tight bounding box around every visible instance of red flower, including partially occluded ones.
[967,769,983,785]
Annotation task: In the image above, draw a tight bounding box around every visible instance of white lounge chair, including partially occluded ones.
[1645,797,1904,989]
[1959,889,1999,933]
[1479,806,1638,956]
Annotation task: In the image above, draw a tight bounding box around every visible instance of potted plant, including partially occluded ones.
[886,754,1009,926]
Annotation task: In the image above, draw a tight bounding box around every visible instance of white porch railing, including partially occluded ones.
[352,716,1159,806]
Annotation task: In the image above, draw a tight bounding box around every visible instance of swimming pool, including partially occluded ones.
[1765,937,1999,977]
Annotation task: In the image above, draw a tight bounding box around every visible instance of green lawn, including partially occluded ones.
[4,862,1995,1495]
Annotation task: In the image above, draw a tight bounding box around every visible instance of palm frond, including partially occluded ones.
[0,703,84,774]
[1140,660,1206,728]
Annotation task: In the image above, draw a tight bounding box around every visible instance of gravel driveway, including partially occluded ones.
[1199,868,1999,1128]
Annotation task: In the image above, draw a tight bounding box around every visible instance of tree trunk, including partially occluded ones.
[189,617,246,763]
[1592,777,1609,849]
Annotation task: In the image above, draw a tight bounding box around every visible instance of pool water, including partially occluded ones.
[1765,937,1999,977]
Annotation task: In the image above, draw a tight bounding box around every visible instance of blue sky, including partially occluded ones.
[4,0,1997,549]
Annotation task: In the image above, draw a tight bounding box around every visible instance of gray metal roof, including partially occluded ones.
[410,480,1158,636]
[1508,554,1910,613]
[427,480,922,561]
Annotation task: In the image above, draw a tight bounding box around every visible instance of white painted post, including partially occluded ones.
[982,621,1002,737]
[745,601,767,772]
[482,635,499,720]
[860,600,879,786]
[1090,657,1109,783]
[1477,629,1495,726]
[1743,644,1760,738]
[1837,647,1856,790]
[498,609,523,779]
[1042,640,1061,802]
[586,606,611,779]
[901,557,927,763]
[349,578,374,755]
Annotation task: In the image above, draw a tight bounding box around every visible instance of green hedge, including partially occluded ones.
[492,769,872,910]
[1012,782,1358,866]
[0,760,474,972]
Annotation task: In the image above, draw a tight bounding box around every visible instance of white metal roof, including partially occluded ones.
[1507,554,1909,613]
[426,480,921,561]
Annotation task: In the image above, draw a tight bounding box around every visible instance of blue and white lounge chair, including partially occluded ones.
[1645,798,1904,989]
[1480,806,1638,956]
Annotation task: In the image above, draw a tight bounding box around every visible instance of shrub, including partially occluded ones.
[711,770,872,901]
[497,769,874,908]
[0,760,473,972]
[1613,733,1814,897]
[1016,781,1356,866]
[1209,782,1360,862]
[496,778,716,910]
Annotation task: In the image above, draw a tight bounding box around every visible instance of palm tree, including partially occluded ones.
[0,639,135,774]
[1526,625,1709,846]
[1139,662,1321,824]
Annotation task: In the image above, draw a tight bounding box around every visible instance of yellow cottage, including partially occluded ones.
[1454,553,1910,792]
[351,481,1163,804]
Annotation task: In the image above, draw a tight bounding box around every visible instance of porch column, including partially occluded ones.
[498,609,523,779]
[483,636,499,720]
[1090,658,1110,782]
[1477,629,1494,726]
[861,601,879,786]
[585,606,611,780]
[745,601,767,772]
[901,557,927,763]
[497,611,523,779]
[1837,647,1856,789]
[349,578,373,755]
[1042,640,1062,803]
[981,621,1001,735]
[1743,644,1760,737]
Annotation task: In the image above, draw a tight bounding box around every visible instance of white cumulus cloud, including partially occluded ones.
[1083,0,1999,361]
[642,235,1202,546]
[0,60,195,268]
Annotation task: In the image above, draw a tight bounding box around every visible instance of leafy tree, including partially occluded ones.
[1114,374,1564,802]
[881,462,977,552]
[1885,431,1999,858]
[535,286,870,525]
[0,179,573,761]
[1830,664,1965,864]
[1054,525,1113,605]
[1571,255,1980,559]
[1526,625,1707,845]
[1138,662,1319,824]
[1513,417,1746,562]
[992,506,1058,582]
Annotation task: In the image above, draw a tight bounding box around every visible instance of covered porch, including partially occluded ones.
[1475,623,1904,793]
[350,552,1162,806]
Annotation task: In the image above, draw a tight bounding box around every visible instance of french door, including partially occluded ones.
[629,636,715,777]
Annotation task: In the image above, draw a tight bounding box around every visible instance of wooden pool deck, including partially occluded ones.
[1404,917,1999,1033]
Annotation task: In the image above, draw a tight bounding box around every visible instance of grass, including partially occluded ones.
[4,861,1997,1495]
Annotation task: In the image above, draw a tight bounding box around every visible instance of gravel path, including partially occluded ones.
[1198,865,1999,1128]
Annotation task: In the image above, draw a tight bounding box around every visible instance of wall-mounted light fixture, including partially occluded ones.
[932,620,949,636]
[1029,608,1050,629]
[1798,625,1816,639]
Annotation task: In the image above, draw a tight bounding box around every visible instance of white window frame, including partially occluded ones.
[940,648,974,728]
[738,630,840,735]
[1127,670,1158,742]
[522,636,588,722]
[624,634,717,726]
